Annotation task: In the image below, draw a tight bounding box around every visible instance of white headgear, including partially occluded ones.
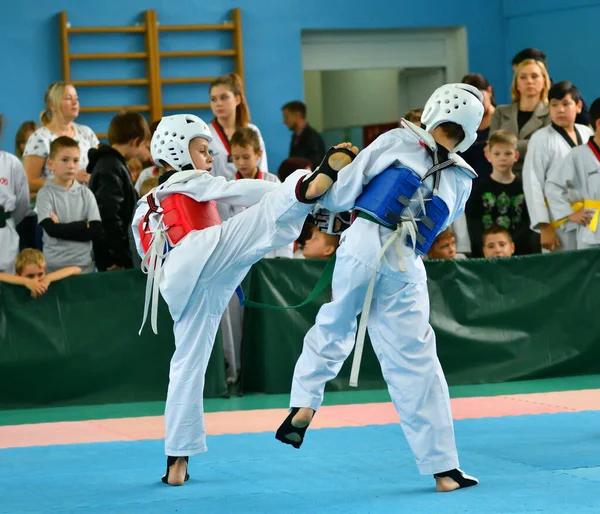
[151,114,213,171]
[421,83,484,154]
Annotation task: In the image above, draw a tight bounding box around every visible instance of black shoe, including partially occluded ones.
[275,408,313,449]
[434,468,478,489]
[161,456,190,485]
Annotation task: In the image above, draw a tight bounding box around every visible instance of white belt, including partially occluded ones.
[139,216,169,335]
[349,201,422,388]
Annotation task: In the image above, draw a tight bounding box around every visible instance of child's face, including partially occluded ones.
[516,63,545,98]
[19,264,46,280]
[483,233,515,258]
[428,236,456,260]
[487,143,519,173]
[48,147,80,184]
[302,227,336,259]
[231,144,262,178]
[189,137,214,171]
[549,94,582,128]
[210,85,240,119]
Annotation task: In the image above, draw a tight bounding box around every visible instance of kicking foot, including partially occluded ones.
[305,143,358,200]
[434,468,478,492]
[275,407,315,448]
[162,456,189,486]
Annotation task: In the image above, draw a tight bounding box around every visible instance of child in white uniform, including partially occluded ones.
[276,83,484,493]
[545,97,600,249]
[132,114,357,486]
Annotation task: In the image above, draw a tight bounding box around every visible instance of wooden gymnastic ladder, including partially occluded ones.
[59,9,244,138]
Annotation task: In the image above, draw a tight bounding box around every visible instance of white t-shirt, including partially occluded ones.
[22,123,99,180]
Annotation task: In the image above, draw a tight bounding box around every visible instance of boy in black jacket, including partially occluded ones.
[88,112,149,271]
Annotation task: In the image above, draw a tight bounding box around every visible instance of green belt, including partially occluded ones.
[242,255,336,311]
[356,211,394,228]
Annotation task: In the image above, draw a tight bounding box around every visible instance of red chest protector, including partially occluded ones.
[139,193,222,253]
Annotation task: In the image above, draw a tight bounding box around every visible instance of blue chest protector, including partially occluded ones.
[354,163,453,255]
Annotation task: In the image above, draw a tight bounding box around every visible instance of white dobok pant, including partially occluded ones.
[164,175,313,456]
[290,232,459,475]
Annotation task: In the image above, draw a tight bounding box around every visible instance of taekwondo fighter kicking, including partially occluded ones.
[132,114,357,486]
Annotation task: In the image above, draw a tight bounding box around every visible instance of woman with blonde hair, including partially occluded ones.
[490,59,551,175]
[23,81,98,193]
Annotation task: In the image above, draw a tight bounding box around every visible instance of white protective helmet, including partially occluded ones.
[151,114,213,171]
[421,83,484,154]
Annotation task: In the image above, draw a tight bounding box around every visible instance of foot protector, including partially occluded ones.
[295,147,357,203]
[161,456,190,485]
[275,407,312,449]
[434,468,478,489]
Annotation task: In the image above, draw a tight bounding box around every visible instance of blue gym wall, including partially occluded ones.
[1,0,597,170]
[502,0,600,108]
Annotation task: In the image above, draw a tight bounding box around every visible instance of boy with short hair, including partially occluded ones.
[36,137,102,273]
[425,226,465,260]
[482,225,515,258]
[300,207,350,259]
[522,81,593,252]
[0,248,81,298]
[545,97,600,249]
[466,129,531,256]
[88,111,149,271]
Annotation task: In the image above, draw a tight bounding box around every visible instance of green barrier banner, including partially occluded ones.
[241,250,600,394]
[0,270,227,409]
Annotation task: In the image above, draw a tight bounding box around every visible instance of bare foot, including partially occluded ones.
[167,457,188,486]
[435,475,461,492]
[284,407,314,444]
[305,143,359,200]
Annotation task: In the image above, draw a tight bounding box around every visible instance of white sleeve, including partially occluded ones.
[522,136,551,230]
[318,133,403,212]
[545,152,577,221]
[11,157,30,225]
[158,173,278,208]
[22,129,50,159]
[451,212,471,254]
[443,173,472,231]
[135,167,155,194]
[82,125,100,148]
[131,201,148,259]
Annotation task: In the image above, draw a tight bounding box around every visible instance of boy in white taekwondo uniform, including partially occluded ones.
[522,82,593,252]
[545,98,600,249]
[276,83,484,493]
[0,149,30,273]
[131,114,358,486]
